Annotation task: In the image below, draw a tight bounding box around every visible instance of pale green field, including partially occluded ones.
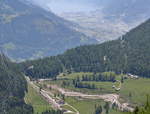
[25,83,52,114]
[120,78,150,105]
[59,72,93,79]
[61,104,77,113]
[65,97,123,114]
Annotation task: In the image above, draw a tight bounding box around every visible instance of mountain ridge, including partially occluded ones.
[49,0,150,42]
[0,0,97,61]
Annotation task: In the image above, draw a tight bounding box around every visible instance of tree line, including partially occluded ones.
[81,72,116,82]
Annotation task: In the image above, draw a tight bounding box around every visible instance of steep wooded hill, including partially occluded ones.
[0,54,33,114]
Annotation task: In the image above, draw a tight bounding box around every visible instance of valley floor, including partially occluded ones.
[25,72,150,114]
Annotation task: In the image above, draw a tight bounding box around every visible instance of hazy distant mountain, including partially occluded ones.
[103,0,150,23]
[36,0,150,42]
[30,0,150,21]
[60,10,131,42]
[0,0,97,61]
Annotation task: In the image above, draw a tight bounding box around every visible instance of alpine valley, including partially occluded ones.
[0,0,150,114]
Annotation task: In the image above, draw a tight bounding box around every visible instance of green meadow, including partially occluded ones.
[25,83,52,114]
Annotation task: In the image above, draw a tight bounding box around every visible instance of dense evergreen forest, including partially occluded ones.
[0,54,33,114]
[22,19,150,79]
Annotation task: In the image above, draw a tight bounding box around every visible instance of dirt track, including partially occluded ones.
[49,85,134,112]
[26,76,134,113]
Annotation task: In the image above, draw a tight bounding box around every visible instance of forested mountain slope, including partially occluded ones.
[0,0,97,61]
[0,54,33,114]
[23,19,150,79]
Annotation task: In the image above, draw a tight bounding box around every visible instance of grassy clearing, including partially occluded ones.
[65,97,122,114]
[61,104,77,113]
[43,80,116,94]
[62,81,116,94]
[44,72,117,94]
[25,83,51,114]
[81,81,116,93]
[120,78,150,105]
[65,97,104,114]
[58,72,93,80]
